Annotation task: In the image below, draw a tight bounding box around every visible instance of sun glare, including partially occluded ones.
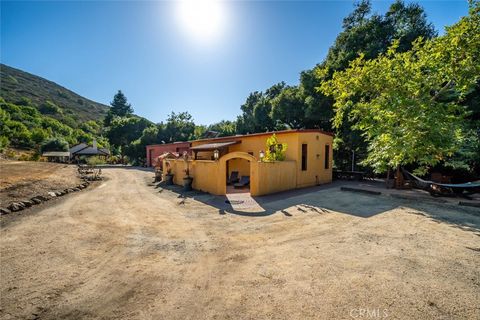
[176,0,227,44]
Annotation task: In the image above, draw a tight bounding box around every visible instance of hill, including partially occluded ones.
[0,64,112,154]
[0,64,108,122]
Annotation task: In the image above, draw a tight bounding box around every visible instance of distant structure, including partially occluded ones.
[145,142,191,167]
[69,140,110,162]
[202,131,220,139]
[41,151,71,163]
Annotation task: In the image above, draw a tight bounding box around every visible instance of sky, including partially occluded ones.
[1,0,470,125]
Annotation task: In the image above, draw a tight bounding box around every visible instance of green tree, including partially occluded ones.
[207,120,237,137]
[106,116,152,158]
[299,69,333,130]
[30,127,49,145]
[271,86,305,129]
[320,1,480,174]
[236,91,263,134]
[40,138,69,153]
[164,112,195,142]
[193,124,207,139]
[237,83,286,134]
[322,0,436,75]
[316,0,437,170]
[104,90,134,126]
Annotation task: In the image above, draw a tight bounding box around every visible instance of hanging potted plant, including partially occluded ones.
[164,160,174,185]
[182,152,193,191]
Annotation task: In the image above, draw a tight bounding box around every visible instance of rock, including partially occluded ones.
[73,188,81,192]
[55,191,62,196]
[22,200,34,208]
[77,184,85,189]
[36,195,49,201]
[48,192,57,198]
[67,188,75,193]
[8,202,25,212]
[30,198,42,204]
[0,208,11,215]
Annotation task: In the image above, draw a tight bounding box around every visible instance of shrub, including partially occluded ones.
[39,101,62,115]
[31,128,49,145]
[16,97,32,106]
[0,136,9,152]
[40,138,69,153]
[264,134,287,161]
[86,156,106,166]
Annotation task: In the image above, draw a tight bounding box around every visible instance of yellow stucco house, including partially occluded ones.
[164,129,333,196]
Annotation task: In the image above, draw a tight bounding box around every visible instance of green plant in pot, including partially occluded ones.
[182,152,193,191]
[164,160,174,185]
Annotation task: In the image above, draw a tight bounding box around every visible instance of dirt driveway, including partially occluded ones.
[1,167,479,320]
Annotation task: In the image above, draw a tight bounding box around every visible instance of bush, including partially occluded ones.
[16,97,32,106]
[264,134,288,161]
[40,138,69,153]
[30,128,49,145]
[86,156,106,166]
[0,136,9,152]
[39,101,62,115]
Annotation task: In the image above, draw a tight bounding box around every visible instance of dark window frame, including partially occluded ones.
[301,144,307,171]
[324,144,330,169]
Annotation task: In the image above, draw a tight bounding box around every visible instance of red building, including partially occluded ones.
[145,142,191,167]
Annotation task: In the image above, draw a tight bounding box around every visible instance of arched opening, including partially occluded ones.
[226,157,251,194]
[219,152,257,195]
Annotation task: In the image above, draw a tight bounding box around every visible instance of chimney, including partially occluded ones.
[92,139,97,150]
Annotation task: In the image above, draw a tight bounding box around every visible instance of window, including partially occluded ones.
[324,145,330,169]
[301,144,307,171]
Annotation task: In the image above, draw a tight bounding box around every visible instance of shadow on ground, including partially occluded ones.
[149,176,480,235]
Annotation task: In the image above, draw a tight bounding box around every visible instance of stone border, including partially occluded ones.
[0,180,91,215]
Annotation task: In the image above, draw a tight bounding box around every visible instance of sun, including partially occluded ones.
[176,0,227,44]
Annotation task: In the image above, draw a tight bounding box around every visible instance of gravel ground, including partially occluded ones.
[1,167,479,320]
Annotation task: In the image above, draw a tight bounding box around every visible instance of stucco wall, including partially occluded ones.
[253,161,297,196]
[228,158,250,178]
[164,159,224,195]
[191,160,223,195]
[295,132,333,187]
[146,142,190,166]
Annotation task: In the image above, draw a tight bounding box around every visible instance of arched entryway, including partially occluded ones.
[218,152,257,195]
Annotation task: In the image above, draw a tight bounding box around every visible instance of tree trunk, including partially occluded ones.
[395,165,404,189]
[386,168,391,189]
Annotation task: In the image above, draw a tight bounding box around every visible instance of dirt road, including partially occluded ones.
[1,168,479,319]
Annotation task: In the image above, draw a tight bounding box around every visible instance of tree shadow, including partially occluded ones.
[151,177,480,235]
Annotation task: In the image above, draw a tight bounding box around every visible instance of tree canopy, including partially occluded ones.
[320,1,480,174]
[104,90,134,126]
[40,137,69,153]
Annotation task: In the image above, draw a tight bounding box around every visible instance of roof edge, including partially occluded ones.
[191,129,334,143]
